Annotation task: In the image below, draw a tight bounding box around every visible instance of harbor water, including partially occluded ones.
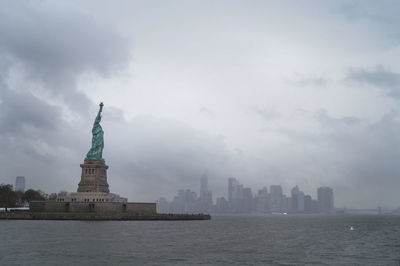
[1,215,399,265]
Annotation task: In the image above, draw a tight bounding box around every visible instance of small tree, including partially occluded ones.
[37,190,48,200]
[58,191,68,196]
[23,189,46,202]
[48,193,57,201]
[0,184,17,208]
[15,191,25,206]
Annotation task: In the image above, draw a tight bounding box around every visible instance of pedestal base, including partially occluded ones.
[77,160,109,193]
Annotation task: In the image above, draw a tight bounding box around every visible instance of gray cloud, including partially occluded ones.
[346,66,400,99]
[0,1,131,112]
[198,106,215,118]
[254,107,282,122]
[339,1,400,23]
[299,77,328,87]
[0,87,61,135]
[337,1,400,45]
[0,1,129,77]
[315,109,362,127]
[288,76,329,87]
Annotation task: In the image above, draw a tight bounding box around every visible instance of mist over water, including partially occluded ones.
[1,215,400,265]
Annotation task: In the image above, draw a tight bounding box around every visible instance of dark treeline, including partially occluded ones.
[0,184,46,208]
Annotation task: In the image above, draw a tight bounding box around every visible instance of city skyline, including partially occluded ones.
[3,172,392,210]
[158,174,337,213]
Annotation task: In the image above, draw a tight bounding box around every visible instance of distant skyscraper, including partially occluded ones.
[255,187,269,213]
[233,184,245,212]
[15,176,25,192]
[200,173,209,200]
[170,189,198,213]
[304,195,313,212]
[242,187,253,213]
[199,173,213,211]
[228,177,239,203]
[228,178,251,212]
[291,185,305,212]
[317,186,334,213]
[270,185,283,213]
[215,197,229,213]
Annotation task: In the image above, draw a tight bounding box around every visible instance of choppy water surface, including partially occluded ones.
[1,215,400,265]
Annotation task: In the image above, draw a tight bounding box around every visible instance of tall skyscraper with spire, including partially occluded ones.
[199,172,213,211]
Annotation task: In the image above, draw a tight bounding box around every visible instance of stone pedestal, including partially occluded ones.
[77,160,109,193]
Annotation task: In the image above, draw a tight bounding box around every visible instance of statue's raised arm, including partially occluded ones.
[85,102,105,161]
[93,102,103,124]
[99,102,104,114]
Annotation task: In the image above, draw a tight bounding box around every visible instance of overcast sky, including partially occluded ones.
[1,0,400,208]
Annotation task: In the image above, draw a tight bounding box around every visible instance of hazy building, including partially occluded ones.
[199,173,213,212]
[254,187,270,213]
[298,192,305,211]
[317,186,334,213]
[200,173,208,199]
[242,187,253,213]
[15,176,25,192]
[270,185,283,213]
[304,195,318,213]
[169,189,199,214]
[312,199,319,212]
[228,177,245,212]
[291,185,305,212]
[232,184,244,212]
[290,186,298,211]
[282,195,290,212]
[228,177,239,204]
[215,197,230,213]
[304,195,312,212]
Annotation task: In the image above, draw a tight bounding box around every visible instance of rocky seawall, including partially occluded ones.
[0,211,211,221]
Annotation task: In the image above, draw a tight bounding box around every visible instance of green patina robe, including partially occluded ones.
[85,104,104,160]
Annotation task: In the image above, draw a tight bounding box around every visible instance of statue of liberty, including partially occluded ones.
[85,102,104,160]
